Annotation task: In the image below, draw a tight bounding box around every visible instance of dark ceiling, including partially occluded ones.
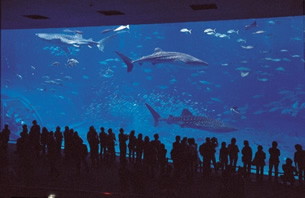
[1,0,304,30]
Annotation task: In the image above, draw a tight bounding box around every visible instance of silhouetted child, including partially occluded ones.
[281,158,297,186]
[268,141,280,182]
[242,140,252,177]
[252,145,266,182]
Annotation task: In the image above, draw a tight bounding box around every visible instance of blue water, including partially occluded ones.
[1,16,305,171]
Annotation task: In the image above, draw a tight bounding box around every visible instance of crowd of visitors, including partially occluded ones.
[0,120,304,196]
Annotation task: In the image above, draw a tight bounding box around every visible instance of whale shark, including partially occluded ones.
[36,32,117,52]
[115,48,208,72]
[145,103,237,133]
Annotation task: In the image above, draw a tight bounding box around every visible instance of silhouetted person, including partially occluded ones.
[294,144,305,184]
[41,127,49,155]
[252,145,266,182]
[135,133,144,165]
[99,127,107,160]
[54,126,63,155]
[63,126,70,159]
[0,124,10,170]
[281,158,297,186]
[16,125,31,177]
[200,137,212,176]
[87,126,99,168]
[268,141,280,182]
[107,128,116,161]
[74,132,89,175]
[0,124,10,152]
[188,138,198,175]
[228,138,239,172]
[211,137,218,172]
[151,133,161,171]
[119,128,128,163]
[219,142,229,172]
[128,130,136,162]
[29,120,41,158]
[47,131,59,177]
[143,136,154,176]
[159,143,167,175]
[171,135,182,178]
[241,140,252,177]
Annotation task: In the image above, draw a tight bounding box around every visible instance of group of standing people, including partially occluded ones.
[1,121,305,186]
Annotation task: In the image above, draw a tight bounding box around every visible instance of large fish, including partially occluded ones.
[36,32,117,52]
[115,48,208,72]
[145,103,237,133]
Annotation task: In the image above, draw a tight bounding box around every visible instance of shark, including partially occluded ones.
[115,48,208,72]
[36,32,118,52]
[145,103,237,133]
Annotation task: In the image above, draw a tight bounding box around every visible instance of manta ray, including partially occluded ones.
[145,103,237,133]
[115,48,208,72]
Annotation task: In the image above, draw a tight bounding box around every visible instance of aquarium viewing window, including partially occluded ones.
[1,16,304,173]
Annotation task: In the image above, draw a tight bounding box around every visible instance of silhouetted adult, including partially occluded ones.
[99,127,107,160]
[128,130,136,162]
[252,145,266,182]
[0,124,10,152]
[87,126,99,168]
[188,138,198,175]
[199,137,212,176]
[63,126,70,159]
[211,137,219,172]
[47,131,59,177]
[151,133,161,171]
[268,141,280,182]
[159,143,167,175]
[171,135,182,178]
[74,132,89,175]
[16,125,31,176]
[41,127,49,155]
[29,120,41,158]
[107,128,116,161]
[228,138,239,172]
[54,126,63,155]
[241,140,252,177]
[135,133,144,165]
[294,144,305,184]
[219,142,229,172]
[281,158,297,186]
[143,136,154,176]
[119,128,128,163]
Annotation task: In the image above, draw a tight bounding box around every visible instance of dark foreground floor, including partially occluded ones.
[1,144,305,198]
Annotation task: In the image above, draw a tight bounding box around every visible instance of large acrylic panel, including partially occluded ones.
[1,16,304,171]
